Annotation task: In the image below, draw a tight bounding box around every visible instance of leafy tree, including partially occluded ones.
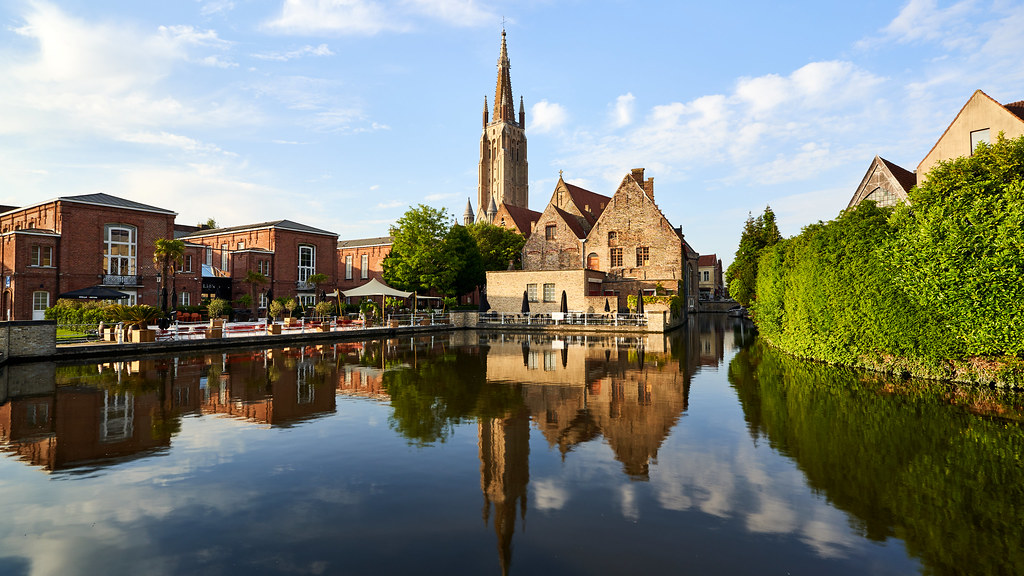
[726,206,781,306]
[200,217,218,229]
[467,222,526,271]
[153,238,185,313]
[441,224,484,297]
[383,205,452,295]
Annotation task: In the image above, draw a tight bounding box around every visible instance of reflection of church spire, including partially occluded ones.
[479,408,530,576]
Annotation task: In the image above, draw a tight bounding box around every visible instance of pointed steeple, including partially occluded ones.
[519,95,525,127]
[493,30,515,124]
[464,198,475,226]
[483,96,489,128]
[487,195,498,221]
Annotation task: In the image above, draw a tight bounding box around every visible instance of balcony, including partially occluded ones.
[101,274,143,287]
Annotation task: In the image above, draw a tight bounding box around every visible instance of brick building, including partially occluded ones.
[336,236,392,293]
[179,220,339,312]
[487,168,700,314]
[697,254,724,300]
[0,193,180,321]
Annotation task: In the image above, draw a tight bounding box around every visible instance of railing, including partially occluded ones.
[383,313,451,327]
[478,311,647,327]
[56,323,103,343]
[101,274,142,286]
[296,280,315,291]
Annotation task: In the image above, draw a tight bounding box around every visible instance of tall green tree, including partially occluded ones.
[467,222,526,271]
[726,206,781,306]
[383,205,455,295]
[153,238,185,312]
[442,224,484,297]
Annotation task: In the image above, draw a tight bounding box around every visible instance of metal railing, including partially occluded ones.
[101,274,142,286]
[56,323,103,343]
[478,312,647,327]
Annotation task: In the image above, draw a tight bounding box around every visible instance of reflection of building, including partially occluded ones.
[478,409,530,576]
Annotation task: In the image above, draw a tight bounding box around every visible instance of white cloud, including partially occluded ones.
[532,478,568,511]
[375,200,404,209]
[199,0,236,17]
[529,100,567,134]
[119,131,235,156]
[424,192,454,201]
[611,93,635,128]
[262,0,498,35]
[253,43,335,62]
[876,0,977,48]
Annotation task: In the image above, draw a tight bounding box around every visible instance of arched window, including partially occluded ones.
[587,252,599,270]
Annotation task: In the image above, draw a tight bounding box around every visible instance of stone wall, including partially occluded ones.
[0,321,56,364]
[485,269,605,314]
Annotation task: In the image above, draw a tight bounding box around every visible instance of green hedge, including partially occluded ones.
[749,135,1024,384]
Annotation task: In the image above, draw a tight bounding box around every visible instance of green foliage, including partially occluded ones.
[748,134,1024,379]
[268,299,284,319]
[467,222,526,270]
[207,297,228,318]
[108,304,162,327]
[726,206,781,306]
[284,298,297,317]
[383,205,483,297]
[314,300,335,318]
[44,299,114,325]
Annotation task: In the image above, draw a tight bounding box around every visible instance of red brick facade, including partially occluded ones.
[336,237,392,292]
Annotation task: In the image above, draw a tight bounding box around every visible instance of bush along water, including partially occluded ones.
[745,134,1024,387]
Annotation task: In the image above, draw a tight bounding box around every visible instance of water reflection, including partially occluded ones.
[0,318,1019,575]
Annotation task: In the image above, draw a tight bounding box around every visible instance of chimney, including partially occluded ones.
[630,168,645,186]
[644,177,654,200]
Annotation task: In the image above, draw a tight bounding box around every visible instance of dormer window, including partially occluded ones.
[608,231,617,242]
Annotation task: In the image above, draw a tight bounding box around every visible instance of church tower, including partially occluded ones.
[478,30,528,223]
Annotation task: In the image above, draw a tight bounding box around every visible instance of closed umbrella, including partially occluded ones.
[170,288,177,313]
[560,290,568,314]
[636,289,645,315]
[604,298,610,313]
[478,287,490,312]
[521,290,530,314]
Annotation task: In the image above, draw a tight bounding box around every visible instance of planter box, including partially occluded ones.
[267,324,282,335]
[318,324,331,332]
[134,328,156,343]
[103,328,117,342]
[284,318,299,328]
[205,328,223,339]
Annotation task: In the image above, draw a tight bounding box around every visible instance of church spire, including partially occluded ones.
[483,96,489,128]
[493,30,515,124]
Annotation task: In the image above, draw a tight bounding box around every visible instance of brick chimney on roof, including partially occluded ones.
[630,168,655,200]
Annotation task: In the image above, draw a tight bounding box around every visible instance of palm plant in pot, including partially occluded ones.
[109,304,162,342]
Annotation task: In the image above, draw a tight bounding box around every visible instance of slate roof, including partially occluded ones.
[182,219,337,239]
[338,236,393,248]
[60,193,176,215]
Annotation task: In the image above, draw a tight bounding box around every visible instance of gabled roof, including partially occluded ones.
[564,182,610,225]
[338,236,393,248]
[182,219,337,239]
[499,203,541,236]
[554,206,588,239]
[879,157,917,193]
[917,89,1024,175]
[697,254,719,266]
[1004,100,1024,122]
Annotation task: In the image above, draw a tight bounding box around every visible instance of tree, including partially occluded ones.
[467,222,526,271]
[153,238,185,314]
[200,217,218,229]
[726,206,781,306]
[383,205,454,295]
[441,224,484,297]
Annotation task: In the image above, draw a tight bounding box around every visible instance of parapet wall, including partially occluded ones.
[0,321,57,364]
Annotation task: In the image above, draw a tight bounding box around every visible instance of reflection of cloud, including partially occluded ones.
[533,478,568,511]
[619,483,639,521]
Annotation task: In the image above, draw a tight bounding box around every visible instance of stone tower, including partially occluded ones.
[477,30,528,224]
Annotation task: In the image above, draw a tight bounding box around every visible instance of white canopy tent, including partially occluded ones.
[333,278,414,319]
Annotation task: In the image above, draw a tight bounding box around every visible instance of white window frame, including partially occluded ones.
[543,283,555,302]
[180,291,191,307]
[298,245,316,283]
[971,128,990,153]
[361,254,369,279]
[104,224,137,275]
[527,283,538,302]
[31,245,53,267]
[32,291,49,320]
[345,255,353,280]
[220,244,229,271]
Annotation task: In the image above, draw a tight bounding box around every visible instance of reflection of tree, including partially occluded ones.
[728,340,1024,576]
[382,348,523,445]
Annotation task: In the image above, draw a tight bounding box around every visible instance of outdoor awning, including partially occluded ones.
[58,286,130,300]
[341,278,413,299]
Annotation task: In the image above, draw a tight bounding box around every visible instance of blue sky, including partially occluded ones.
[2,1,1022,268]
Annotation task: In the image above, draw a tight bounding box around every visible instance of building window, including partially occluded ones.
[220,244,229,271]
[545,225,556,240]
[608,231,617,242]
[636,246,650,267]
[361,254,369,279]
[610,247,623,268]
[177,255,193,273]
[543,283,555,302]
[257,259,271,276]
[258,291,267,309]
[971,128,990,153]
[180,291,191,307]
[298,245,315,283]
[33,291,49,311]
[104,224,137,275]
[205,246,213,266]
[31,245,52,267]
[587,252,599,270]
[702,270,710,282]
[299,294,316,308]
[527,283,538,302]
[345,255,353,280]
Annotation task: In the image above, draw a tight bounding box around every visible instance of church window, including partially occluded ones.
[545,225,556,240]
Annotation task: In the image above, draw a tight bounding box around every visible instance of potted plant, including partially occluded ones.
[109,304,162,343]
[206,298,228,338]
[314,300,334,331]
[284,297,299,327]
[267,300,284,334]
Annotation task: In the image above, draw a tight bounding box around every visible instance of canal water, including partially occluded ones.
[1,317,1021,575]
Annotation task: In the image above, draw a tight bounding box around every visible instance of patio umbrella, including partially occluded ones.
[478,287,490,312]
[522,342,530,367]
[561,344,568,368]
[604,298,611,312]
[560,291,568,314]
[636,289,645,315]
[58,286,131,300]
[521,290,530,314]
[170,288,177,312]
